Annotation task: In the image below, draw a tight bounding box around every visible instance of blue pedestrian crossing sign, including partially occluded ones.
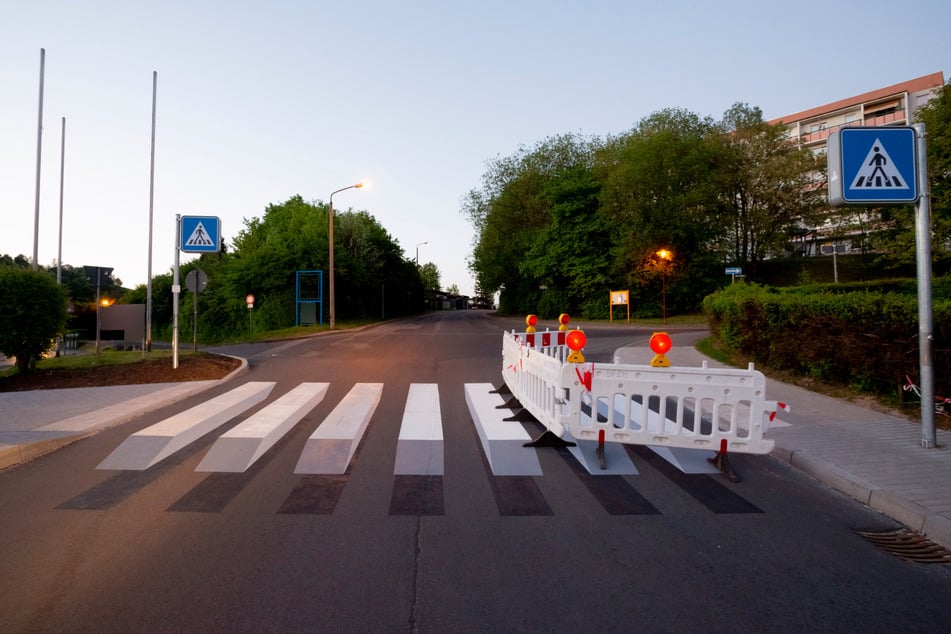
[828,127,918,206]
[180,216,221,253]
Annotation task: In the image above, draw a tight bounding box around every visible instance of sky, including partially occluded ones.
[2,1,949,297]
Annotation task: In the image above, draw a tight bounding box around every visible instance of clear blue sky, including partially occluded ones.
[2,1,948,296]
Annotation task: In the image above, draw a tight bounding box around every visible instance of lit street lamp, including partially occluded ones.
[416,241,428,265]
[656,248,673,324]
[328,181,366,329]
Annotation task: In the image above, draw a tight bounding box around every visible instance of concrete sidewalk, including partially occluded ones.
[2,346,950,550]
[615,341,951,551]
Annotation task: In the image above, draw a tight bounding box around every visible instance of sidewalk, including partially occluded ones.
[615,340,951,551]
[2,345,950,550]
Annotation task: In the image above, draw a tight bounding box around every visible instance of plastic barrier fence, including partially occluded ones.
[502,329,777,455]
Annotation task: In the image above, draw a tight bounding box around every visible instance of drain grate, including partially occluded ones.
[857,528,951,564]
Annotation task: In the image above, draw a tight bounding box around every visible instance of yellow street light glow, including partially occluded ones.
[656,249,672,261]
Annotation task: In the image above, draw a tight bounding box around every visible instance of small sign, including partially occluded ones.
[725,267,742,275]
[611,290,629,305]
[185,269,208,293]
[246,294,255,308]
[180,216,221,253]
[828,127,918,206]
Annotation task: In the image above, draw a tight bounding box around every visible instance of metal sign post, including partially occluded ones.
[829,125,934,447]
[174,215,221,369]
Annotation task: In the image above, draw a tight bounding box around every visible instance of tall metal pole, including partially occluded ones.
[57,116,65,284]
[146,71,157,352]
[913,123,935,448]
[327,182,365,330]
[328,196,335,329]
[32,48,45,270]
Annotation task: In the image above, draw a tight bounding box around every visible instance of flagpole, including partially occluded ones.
[32,48,45,270]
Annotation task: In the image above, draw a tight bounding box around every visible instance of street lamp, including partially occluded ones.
[416,241,428,265]
[328,181,366,329]
[656,248,673,324]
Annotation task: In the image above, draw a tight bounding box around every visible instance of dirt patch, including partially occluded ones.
[0,353,242,392]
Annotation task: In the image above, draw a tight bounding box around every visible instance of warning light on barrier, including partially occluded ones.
[558,313,570,330]
[526,314,538,332]
[649,331,672,367]
[566,329,586,364]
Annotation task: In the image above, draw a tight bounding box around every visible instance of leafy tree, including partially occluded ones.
[596,109,725,314]
[0,268,68,372]
[715,103,824,272]
[875,80,951,267]
[464,133,602,315]
[419,262,440,291]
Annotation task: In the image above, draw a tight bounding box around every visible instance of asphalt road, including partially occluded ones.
[1,310,949,633]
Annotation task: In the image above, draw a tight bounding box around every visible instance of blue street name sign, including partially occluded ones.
[725,267,742,275]
[828,126,918,206]
[180,216,221,253]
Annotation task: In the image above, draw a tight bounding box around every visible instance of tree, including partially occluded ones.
[875,80,951,267]
[419,262,440,292]
[463,133,602,315]
[596,109,725,314]
[0,268,68,372]
[715,103,824,271]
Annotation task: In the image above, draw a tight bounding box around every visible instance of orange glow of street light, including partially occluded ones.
[656,248,672,261]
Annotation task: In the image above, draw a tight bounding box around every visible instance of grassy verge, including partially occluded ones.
[0,349,210,377]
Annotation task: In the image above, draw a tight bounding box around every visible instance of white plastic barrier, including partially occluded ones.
[501,329,777,456]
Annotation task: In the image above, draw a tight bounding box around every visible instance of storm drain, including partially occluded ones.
[857,528,951,564]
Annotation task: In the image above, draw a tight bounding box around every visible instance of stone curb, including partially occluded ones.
[772,447,951,550]
[0,355,248,472]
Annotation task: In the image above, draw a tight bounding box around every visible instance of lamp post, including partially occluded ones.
[416,241,428,265]
[656,249,673,324]
[328,182,366,329]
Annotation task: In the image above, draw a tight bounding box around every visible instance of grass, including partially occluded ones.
[0,348,209,377]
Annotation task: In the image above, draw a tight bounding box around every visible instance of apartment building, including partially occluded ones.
[770,71,945,256]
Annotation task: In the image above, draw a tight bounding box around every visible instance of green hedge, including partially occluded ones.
[702,277,951,396]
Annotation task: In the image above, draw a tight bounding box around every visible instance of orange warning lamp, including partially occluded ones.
[566,329,586,363]
[526,314,538,333]
[649,331,672,367]
[558,313,570,331]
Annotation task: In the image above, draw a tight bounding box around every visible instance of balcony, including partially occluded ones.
[798,109,907,145]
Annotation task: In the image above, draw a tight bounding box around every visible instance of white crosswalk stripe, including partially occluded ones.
[97,382,276,471]
[196,382,329,473]
[294,383,383,475]
[393,383,444,475]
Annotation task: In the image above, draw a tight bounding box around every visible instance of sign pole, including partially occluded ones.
[173,214,181,369]
[914,123,935,448]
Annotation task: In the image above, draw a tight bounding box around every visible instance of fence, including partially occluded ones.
[501,327,778,456]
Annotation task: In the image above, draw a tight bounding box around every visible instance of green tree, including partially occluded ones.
[464,133,602,315]
[596,109,725,314]
[0,268,68,372]
[875,80,951,267]
[715,103,824,271]
[419,262,440,292]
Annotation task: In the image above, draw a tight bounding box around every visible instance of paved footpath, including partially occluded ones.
[3,348,951,550]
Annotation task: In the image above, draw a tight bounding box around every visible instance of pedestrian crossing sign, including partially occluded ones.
[180,216,221,253]
[828,126,918,206]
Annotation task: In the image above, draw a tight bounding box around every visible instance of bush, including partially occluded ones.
[0,268,68,372]
[703,277,950,397]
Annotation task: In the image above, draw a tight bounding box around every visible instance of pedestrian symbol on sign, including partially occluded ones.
[185,221,215,247]
[849,139,908,190]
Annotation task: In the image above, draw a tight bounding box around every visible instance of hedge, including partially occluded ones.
[702,277,951,397]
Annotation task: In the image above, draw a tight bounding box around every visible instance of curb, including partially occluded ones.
[0,355,248,472]
[772,447,951,551]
